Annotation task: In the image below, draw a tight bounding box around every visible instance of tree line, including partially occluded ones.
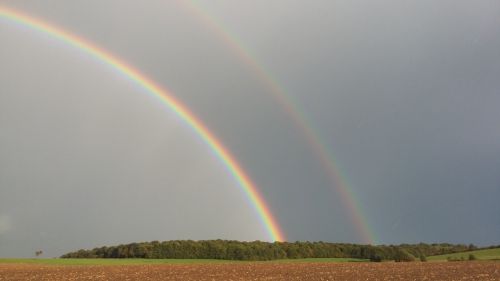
[61,240,477,261]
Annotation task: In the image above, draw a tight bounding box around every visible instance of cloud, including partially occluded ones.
[0,215,12,235]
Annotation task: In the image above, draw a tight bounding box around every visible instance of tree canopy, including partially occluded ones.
[61,240,475,261]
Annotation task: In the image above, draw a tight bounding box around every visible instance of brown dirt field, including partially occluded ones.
[0,261,499,281]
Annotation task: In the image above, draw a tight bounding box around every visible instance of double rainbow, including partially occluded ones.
[183,1,375,244]
[0,6,285,242]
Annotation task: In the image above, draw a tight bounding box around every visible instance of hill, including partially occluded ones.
[428,247,500,261]
[61,240,478,261]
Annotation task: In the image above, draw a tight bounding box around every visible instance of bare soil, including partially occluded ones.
[1,261,499,281]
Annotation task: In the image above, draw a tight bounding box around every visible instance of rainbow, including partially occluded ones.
[182,1,375,244]
[0,5,285,242]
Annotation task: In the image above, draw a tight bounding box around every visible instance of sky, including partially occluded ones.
[1,0,499,257]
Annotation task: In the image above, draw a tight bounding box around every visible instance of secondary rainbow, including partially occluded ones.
[0,5,285,242]
[182,1,375,244]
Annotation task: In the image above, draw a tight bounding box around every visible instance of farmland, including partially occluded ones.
[1,260,499,281]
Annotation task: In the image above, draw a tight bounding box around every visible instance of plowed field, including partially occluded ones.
[1,261,499,280]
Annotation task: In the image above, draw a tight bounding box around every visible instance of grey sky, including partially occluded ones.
[1,0,499,257]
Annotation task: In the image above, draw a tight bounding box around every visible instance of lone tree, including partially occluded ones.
[35,250,43,257]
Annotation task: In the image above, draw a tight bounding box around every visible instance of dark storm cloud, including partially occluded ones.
[1,0,499,257]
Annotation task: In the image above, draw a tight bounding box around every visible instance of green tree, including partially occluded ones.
[419,254,427,262]
[393,248,415,262]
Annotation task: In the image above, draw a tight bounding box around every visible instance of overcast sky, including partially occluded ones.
[1,0,499,257]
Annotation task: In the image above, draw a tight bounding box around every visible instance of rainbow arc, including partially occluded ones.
[0,5,285,242]
[183,1,375,244]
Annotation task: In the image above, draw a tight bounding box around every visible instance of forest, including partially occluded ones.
[61,240,479,261]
